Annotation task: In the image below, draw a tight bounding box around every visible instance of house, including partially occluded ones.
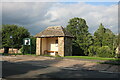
[34,26,74,57]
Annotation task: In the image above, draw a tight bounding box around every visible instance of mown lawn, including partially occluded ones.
[65,56,120,61]
[65,56,120,65]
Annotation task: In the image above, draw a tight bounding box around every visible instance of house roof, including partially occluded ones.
[34,26,74,38]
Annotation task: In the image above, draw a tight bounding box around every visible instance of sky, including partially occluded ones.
[1,1,118,35]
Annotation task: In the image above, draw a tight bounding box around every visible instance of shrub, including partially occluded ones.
[88,46,95,56]
[88,46,99,56]
[96,46,114,58]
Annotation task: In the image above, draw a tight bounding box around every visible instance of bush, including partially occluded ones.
[88,46,98,56]
[20,45,30,54]
[96,46,114,58]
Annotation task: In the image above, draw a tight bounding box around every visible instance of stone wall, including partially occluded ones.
[58,37,64,56]
[0,48,21,54]
[36,38,41,55]
[42,38,47,55]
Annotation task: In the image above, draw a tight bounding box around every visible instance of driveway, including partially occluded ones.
[2,55,120,79]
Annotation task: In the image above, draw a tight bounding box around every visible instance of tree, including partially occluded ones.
[2,24,30,53]
[66,17,93,55]
[97,46,113,58]
[0,26,2,48]
[116,33,120,47]
[94,23,115,48]
[94,23,106,47]
[94,23,115,57]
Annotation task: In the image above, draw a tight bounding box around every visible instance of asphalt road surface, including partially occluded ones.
[2,59,120,79]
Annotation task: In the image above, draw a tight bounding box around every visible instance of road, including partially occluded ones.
[2,55,120,79]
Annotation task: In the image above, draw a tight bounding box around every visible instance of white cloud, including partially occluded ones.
[2,2,118,35]
[43,3,118,34]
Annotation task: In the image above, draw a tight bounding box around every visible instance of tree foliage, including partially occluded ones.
[88,23,116,57]
[96,46,113,58]
[2,24,30,53]
[94,23,115,49]
[94,23,115,50]
[66,18,117,58]
[0,26,2,48]
[66,17,93,55]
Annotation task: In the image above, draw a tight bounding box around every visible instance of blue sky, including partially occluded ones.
[2,2,118,35]
[62,2,117,5]
[85,2,118,6]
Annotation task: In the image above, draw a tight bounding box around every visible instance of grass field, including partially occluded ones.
[65,56,120,65]
[65,56,120,61]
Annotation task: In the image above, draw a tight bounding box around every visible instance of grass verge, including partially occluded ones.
[65,56,120,65]
[65,56,118,60]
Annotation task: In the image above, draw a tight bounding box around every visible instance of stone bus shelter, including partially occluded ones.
[34,26,73,57]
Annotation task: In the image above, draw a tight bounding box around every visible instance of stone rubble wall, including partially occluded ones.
[0,48,21,53]
[58,37,64,56]
[36,38,41,55]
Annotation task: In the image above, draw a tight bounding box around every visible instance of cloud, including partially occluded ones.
[43,2,118,34]
[2,2,118,35]
[2,2,53,24]
[2,2,54,34]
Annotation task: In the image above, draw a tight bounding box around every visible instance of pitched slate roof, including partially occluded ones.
[34,26,74,38]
